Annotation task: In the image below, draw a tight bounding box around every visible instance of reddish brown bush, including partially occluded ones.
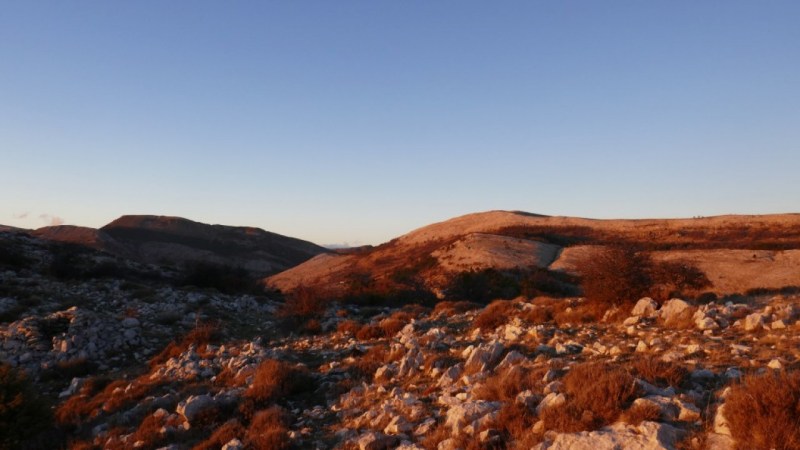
[350,346,387,379]
[521,304,553,324]
[149,323,220,368]
[543,362,639,432]
[57,376,167,428]
[336,319,361,335]
[650,261,710,301]
[244,359,313,405]
[630,356,688,388]
[0,363,53,448]
[277,286,327,322]
[577,246,653,308]
[724,370,800,450]
[493,401,541,447]
[246,407,290,450]
[129,412,172,449]
[577,246,710,309]
[473,366,545,402]
[355,324,384,340]
[432,300,482,317]
[622,401,663,425]
[192,419,245,450]
[473,300,516,331]
[379,311,413,337]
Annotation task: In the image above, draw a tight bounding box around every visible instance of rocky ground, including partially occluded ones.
[2,231,799,449]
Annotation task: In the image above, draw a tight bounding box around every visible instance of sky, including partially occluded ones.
[2,1,798,246]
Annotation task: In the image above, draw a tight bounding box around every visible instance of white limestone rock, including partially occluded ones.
[631,297,659,318]
[536,421,682,450]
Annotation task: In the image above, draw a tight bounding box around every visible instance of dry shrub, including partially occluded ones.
[0,363,53,448]
[246,407,290,450]
[473,300,517,331]
[493,401,541,447]
[622,401,663,425]
[577,246,709,310]
[244,359,313,405]
[336,319,361,335]
[521,304,553,324]
[630,356,688,388]
[424,353,461,374]
[277,286,327,322]
[350,346,387,379]
[214,365,246,388]
[149,322,220,368]
[474,366,544,402]
[379,317,406,337]
[400,303,430,318]
[551,299,606,326]
[56,376,165,426]
[432,300,482,317]
[355,324,384,340]
[543,362,639,432]
[724,370,800,450]
[420,423,458,450]
[192,419,245,450]
[577,246,652,308]
[379,310,413,337]
[129,412,172,449]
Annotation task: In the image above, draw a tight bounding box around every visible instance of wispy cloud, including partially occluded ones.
[12,212,29,219]
[38,214,65,226]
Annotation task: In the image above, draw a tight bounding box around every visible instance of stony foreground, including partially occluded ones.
[2,233,800,449]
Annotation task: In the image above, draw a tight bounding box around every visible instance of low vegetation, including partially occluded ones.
[0,363,54,448]
[542,362,640,432]
[577,245,709,308]
[724,370,800,450]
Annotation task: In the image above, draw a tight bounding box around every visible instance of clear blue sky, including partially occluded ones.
[2,2,798,246]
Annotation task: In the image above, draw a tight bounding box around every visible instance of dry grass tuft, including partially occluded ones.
[622,401,663,425]
[630,356,689,388]
[244,359,313,405]
[355,323,384,340]
[379,310,413,336]
[246,407,290,450]
[192,419,246,450]
[473,300,517,331]
[350,346,388,379]
[521,304,553,324]
[336,319,361,335]
[432,300,482,317]
[149,322,220,368]
[56,375,165,427]
[473,366,544,402]
[724,370,800,450]
[493,401,541,447]
[543,362,640,432]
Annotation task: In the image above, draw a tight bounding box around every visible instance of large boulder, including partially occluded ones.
[743,313,765,332]
[176,394,214,422]
[445,401,499,435]
[464,340,504,373]
[659,299,694,326]
[631,297,659,318]
[356,432,398,450]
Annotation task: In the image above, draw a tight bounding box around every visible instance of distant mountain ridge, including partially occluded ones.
[266,210,800,297]
[29,215,327,276]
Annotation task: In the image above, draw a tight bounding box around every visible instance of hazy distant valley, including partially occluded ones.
[2,211,800,450]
